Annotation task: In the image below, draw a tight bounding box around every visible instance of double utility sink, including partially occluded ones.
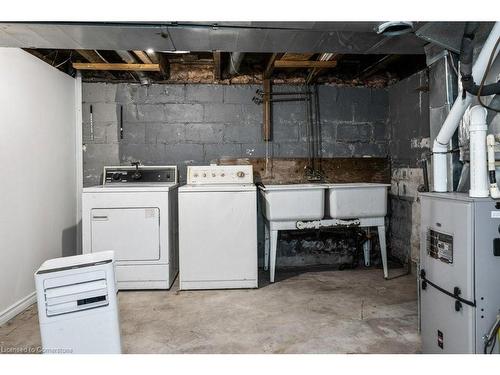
[259,183,390,222]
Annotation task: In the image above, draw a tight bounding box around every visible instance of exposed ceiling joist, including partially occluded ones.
[23,49,53,65]
[157,53,170,80]
[213,51,222,80]
[358,54,401,80]
[280,53,315,61]
[145,50,159,63]
[306,53,339,84]
[76,49,117,79]
[140,50,169,79]
[115,50,152,83]
[72,63,160,71]
[263,53,282,79]
[274,60,338,69]
[76,49,106,63]
[133,50,153,64]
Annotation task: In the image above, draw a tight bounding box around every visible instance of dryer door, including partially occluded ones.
[91,207,160,261]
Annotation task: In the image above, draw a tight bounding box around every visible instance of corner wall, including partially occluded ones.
[387,70,430,264]
[0,48,77,324]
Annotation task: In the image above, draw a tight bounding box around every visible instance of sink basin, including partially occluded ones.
[326,183,390,219]
[259,184,326,221]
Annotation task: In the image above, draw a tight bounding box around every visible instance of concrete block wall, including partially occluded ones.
[82,82,390,269]
[82,83,388,186]
[387,70,430,264]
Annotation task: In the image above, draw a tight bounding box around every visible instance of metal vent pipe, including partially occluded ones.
[116,50,150,85]
[228,52,245,75]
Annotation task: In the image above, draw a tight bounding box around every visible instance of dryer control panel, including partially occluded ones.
[103,165,177,184]
[187,165,253,184]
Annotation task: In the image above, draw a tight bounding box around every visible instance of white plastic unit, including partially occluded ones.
[179,165,257,290]
[259,184,326,221]
[326,183,390,219]
[35,251,121,354]
[82,165,178,290]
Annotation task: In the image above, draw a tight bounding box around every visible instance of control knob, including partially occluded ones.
[112,172,121,181]
[130,161,142,180]
[237,171,245,178]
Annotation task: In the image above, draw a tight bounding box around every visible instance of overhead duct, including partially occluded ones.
[0,22,428,54]
[460,23,500,96]
[432,22,500,192]
[228,52,245,75]
[116,50,150,85]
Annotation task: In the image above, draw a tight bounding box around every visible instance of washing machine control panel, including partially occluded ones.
[187,165,253,184]
[103,165,177,184]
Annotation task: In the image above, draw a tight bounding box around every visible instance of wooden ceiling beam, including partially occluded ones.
[274,60,338,69]
[157,53,170,80]
[75,49,118,80]
[76,50,106,63]
[306,53,340,84]
[358,54,400,80]
[145,50,159,63]
[264,53,282,79]
[72,63,160,72]
[280,53,315,61]
[213,51,222,81]
[24,49,53,65]
[133,50,153,64]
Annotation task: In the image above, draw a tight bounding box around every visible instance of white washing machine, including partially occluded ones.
[178,164,258,290]
[82,165,178,290]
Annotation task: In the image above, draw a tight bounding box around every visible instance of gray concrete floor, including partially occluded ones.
[0,268,420,354]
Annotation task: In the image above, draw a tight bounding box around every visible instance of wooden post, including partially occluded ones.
[213,51,222,81]
[263,79,271,141]
[157,54,170,80]
[264,53,280,79]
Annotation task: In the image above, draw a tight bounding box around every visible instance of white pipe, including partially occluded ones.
[469,106,489,197]
[487,134,500,199]
[432,22,500,192]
